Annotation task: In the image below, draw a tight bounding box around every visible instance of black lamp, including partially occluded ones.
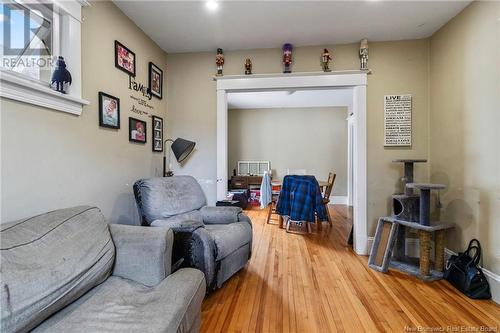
[163,138,196,177]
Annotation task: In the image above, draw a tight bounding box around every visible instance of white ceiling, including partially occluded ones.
[113,1,471,54]
[227,89,353,110]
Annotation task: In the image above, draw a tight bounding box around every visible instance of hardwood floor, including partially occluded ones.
[201,205,500,333]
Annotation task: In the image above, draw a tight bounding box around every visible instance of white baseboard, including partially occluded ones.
[329,195,348,205]
[366,237,499,304]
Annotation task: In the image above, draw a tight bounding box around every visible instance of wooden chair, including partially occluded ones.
[266,180,281,225]
[320,172,336,226]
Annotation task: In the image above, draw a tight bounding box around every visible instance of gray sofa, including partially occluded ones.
[0,206,205,333]
[133,176,252,291]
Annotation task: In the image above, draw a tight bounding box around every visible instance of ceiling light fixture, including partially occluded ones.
[206,0,219,11]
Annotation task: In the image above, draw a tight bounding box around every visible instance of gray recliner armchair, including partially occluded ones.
[133,176,252,291]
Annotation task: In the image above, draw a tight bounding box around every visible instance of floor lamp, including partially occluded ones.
[163,138,196,177]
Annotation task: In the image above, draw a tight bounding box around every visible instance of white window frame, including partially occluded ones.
[0,0,89,115]
[237,160,270,176]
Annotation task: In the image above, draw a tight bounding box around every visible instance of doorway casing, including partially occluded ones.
[215,71,368,255]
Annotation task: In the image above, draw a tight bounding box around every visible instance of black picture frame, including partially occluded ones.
[148,62,163,99]
[98,92,120,129]
[152,116,163,152]
[115,40,136,77]
[129,117,147,144]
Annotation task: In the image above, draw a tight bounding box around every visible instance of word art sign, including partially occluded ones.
[384,94,412,147]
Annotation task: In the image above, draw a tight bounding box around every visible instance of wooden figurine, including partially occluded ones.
[216,48,224,76]
[244,58,252,75]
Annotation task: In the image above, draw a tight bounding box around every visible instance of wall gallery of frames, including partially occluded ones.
[98,40,165,152]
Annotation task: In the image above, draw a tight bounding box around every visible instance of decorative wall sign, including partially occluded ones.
[98,92,120,129]
[129,76,152,100]
[130,104,150,117]
[129,117,147,143]
[384,94,412,147]
[115,41,136,77]
[148,62,163,99]
[152,116,163,152]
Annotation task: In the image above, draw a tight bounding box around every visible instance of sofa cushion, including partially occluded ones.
[205,222,252,260]
[0,206,115,333]
[134,176,207,225]
[32,269,206,333]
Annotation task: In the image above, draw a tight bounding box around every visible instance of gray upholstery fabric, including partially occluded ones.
[109,224,173,287]
[216,244,251,288]
[201,206,244,224]
[184,228,217,290]
[152,218,204,233]
[32,268,206,333]
[152,210,203,227]
[2,206,207,333]
[134,176,206,225]
[205,223,252,260]
[237,213,252,225]
[0,206,115,333]
[133,176,253,291]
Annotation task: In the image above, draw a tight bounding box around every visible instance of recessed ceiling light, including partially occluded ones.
[206,1,219,11]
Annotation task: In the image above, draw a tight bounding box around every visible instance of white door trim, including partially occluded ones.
[215,71,369,255]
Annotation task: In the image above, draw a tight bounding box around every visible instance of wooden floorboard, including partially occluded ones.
[201,205,500,332]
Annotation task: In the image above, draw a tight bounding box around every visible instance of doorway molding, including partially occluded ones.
[215,71,368,255]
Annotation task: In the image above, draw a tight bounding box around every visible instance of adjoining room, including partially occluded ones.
[225,88,352,235]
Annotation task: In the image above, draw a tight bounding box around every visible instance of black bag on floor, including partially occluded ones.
[444,239,491,299]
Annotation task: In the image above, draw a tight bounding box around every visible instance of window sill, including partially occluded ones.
[0,70,89,115]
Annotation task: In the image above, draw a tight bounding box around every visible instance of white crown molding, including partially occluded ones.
[0,70,89,115]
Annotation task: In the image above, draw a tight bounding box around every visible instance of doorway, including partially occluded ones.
[215,72,368,255]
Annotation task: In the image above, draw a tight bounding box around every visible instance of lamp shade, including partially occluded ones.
[171,138,195,162]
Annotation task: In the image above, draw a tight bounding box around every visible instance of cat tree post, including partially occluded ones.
[391,159,427,260]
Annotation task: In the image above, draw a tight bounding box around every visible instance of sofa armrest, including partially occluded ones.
[201,206,244,224]
[109,224,173,287]
[151,219,205,232]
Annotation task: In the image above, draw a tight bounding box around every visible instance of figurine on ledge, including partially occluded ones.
[244,58,252,75]
[216,48,224,76]
[50,56,72,94]
[321,48,332,72]
[359,39,369,70]
[282,43,293,73]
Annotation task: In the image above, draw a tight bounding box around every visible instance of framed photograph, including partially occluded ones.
[152,116,163,152]
[98,92,120,129]
[148,62,163,99]
[115,40,136,77]
[129,117,147,143]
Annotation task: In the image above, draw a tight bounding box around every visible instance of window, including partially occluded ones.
[0,0,59,83]
[0,0,88,115]
[237,161,270,176]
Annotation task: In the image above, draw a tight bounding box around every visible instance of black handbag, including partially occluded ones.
[444,239,491,299]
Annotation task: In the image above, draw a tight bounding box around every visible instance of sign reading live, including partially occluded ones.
[384,94,412,147]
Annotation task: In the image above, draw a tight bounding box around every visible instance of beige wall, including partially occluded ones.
[430,1,500,275]
[167,39,430,234]
[0,1,168,224]
[228,107,348,196]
